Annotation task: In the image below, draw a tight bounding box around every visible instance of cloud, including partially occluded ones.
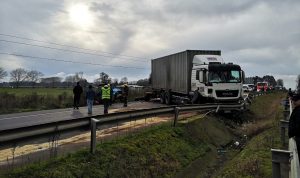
[0,0,299,88]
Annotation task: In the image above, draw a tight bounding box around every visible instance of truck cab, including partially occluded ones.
[191,55,244,103]
[256,82,268,92]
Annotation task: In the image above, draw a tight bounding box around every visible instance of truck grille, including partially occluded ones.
[215,90,239,97]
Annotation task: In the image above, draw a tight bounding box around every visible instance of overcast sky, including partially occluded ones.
[0,0,299,89]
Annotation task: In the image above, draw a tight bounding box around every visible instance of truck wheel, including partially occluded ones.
[165,92,172,105]
[191,91,199,104]
[144,93,150,101]
[160,92,166,104]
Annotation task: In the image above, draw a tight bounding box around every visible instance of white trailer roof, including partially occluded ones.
[193,55,224,65]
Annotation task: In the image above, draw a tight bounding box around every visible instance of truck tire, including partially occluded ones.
[144,93,150,101]
[191,91,199,104]
[160,92,166,104]
[165,91,172,105]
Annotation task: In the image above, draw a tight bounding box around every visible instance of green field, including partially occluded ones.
[0,87,73,97]
[0,87,145,114]
[0,87,76,114]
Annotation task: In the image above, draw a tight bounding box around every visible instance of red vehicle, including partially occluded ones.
[257,82,268,92]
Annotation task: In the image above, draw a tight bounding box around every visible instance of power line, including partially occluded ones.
[0,39,149,63]
[0,52,149,70]
[0,33,148,60]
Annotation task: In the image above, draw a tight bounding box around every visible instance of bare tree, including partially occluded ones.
[100,72,109,83]
[41,77,62,88]
[27,70,44,87]
[65,76,76,87]
[262,75,277,87]
[112,78,119,85]
[76,72,84,81]
[10,68,28,88]
[120,77,128,85]
[0,67,7,81]
[297,75,300,93]
[276,79,284,87]
[74,72,81,82]
[137,78,150,86]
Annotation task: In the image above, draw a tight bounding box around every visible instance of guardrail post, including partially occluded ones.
[283,110,290,120]
[271,149,291,178]
[281,127,286,147]
[173,107,180,127]
[280,120,289,146]
[90,118,97,154]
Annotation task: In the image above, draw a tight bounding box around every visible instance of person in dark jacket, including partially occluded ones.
[288,88,294,98]
[288,93,300,151]
[73,82,83,109]
[122,83,129,107]
[86,85,96,114]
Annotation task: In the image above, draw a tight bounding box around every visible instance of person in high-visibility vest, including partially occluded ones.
[101,84,111,114]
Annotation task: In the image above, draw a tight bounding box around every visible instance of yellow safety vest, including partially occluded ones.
[101,87,111,99]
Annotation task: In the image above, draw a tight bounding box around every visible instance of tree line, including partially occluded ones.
[5,67,297,90]
[0,67,150,88]
[245,75,283,87]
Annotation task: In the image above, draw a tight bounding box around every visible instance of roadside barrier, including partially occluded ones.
[272,99,300,178]
[90,103,244,153]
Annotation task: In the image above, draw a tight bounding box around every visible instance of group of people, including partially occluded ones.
[72,82,129,115]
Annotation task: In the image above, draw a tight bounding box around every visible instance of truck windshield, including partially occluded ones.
[208,70,241,83]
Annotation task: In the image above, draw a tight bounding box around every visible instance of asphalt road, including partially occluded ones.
[0,101,165,131]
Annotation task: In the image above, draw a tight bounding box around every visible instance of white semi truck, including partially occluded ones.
[151,50,244,104]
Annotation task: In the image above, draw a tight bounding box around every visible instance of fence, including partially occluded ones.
[272,99,300,178]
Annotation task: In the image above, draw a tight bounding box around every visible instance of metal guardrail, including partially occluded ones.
[0,106,174,143]
[0,119,90,143]
[90,103,245,153]
[0,102,245,144]
[272,98,300,178]
[288,98,300,178]
[290,138,300,178]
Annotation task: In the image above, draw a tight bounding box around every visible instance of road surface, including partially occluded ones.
[0,101,165,131]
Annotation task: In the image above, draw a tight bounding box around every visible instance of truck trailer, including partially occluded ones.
[151,50,244,104]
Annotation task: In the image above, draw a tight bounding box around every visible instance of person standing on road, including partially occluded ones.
[122,83,129,107]
[86,85,96,114]
[101,84,111,114]
[73,82,83,109]
[288,93,300,152]
[288,88,294,98]
[108,83,113,106]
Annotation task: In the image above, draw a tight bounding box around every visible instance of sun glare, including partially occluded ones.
[68,4,94,29]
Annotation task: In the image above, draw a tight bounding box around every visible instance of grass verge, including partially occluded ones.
[1,122,213,178]
[215,92,286,178]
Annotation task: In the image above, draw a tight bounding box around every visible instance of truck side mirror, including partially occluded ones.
[199,70,207,83]
[199,71,203,83]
